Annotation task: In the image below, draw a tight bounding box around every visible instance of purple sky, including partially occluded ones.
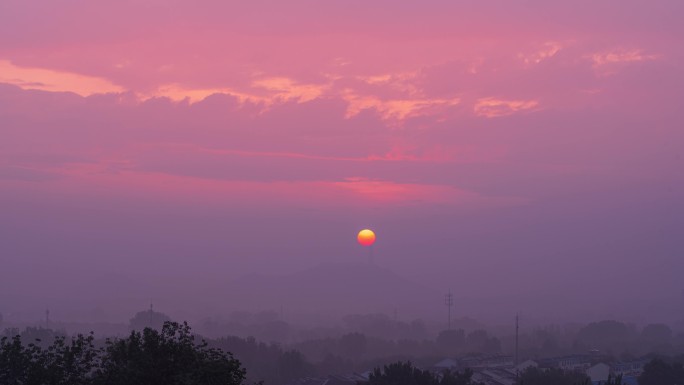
[1,0,683,325]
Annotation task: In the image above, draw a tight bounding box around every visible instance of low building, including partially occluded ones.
[285,373,369,385]
[611,360,647,378]
[474,368,517,385]
[460,354,513,369]
[539,355,591,371]
[432,358,459,371]
[515,359,538,373]
[586,363,610,384]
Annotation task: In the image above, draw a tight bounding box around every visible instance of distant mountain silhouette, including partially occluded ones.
[3,262,484,328]
[214,262,441,322]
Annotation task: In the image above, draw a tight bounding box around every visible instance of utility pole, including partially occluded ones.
[444,290,454,330]
[45,309,50,329]
[515,314,520,373]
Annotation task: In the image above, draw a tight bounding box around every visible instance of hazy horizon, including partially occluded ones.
[2,0,683,335]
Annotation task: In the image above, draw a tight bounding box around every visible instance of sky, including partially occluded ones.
[1,0,683,325]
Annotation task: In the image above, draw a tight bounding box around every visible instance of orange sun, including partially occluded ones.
[357,229,376,246]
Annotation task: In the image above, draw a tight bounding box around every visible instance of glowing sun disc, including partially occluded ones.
[357,229,376,246]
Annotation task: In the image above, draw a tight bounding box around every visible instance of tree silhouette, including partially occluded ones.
[641,324,673,344]
[365,361,438,385]
[575,320,634,351]
[436,329,465,355]
[638,358,684,385]
[0,322,248,385]
[0,332,98,385]
[0,334,36,384]
[277,350,310,382]
[129,308,172,331]
[440,368,481,385]
[362,361,482,385]
[599,374,624,385]
[95,321,246,385]
[339,332,367,359]
[516,367,590,385]
[465,330,501,354]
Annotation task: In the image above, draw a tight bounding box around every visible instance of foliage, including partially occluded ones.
[465,330,501,354]
[641,324,672,342]
[440,368,482,385]
[363,361,483,385]
[339,332,367,358]
[599,374,624,385]
[0,332,98,385]
[212,335,313,383]
[576,321,634,348]
[129,308,172,331]
[0,334,37,384]
[95,321,245,385]
[436,329,465,355]
[0,322,247,385]
[278,350,311,383]
[640,323,674,354]
[341,314,427,341]
[516,367,590,385]
[366,361,436,385]
[637,358,684,385]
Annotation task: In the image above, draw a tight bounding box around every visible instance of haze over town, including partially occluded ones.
[1,1,683,384]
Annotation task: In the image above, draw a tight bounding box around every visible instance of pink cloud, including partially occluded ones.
[589,49,663,77]
[1,0,682,212]
[1,0,683,326]
[0,60,123,96]
[2,160,517,209]
[517,42,563,66]
[332,177,521,206]
[590,49,661,67]
[474,98,540,117]
[341,90,460,120]
[1,1,678,110]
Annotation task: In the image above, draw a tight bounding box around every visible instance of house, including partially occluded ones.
[324,373,369,385]
[586,363,610,384]
[285,372,370,385]
[611,360,646,377]
[460,354,513,369]
[515,359,538,372]
[475,368,517,385]
[583,360,646,385]
[432,358,459,370]
[539,355,591,371]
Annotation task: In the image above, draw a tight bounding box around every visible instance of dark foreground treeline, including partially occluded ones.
[0,322,246,385]
[362,361,684,385]
[4,321,684,385]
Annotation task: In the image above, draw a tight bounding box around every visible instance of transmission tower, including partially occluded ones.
[516,314,520,363]
[444,290,454,330]
[515,313,520,378]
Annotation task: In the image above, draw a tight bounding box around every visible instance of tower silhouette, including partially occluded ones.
[444,290,454,330]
